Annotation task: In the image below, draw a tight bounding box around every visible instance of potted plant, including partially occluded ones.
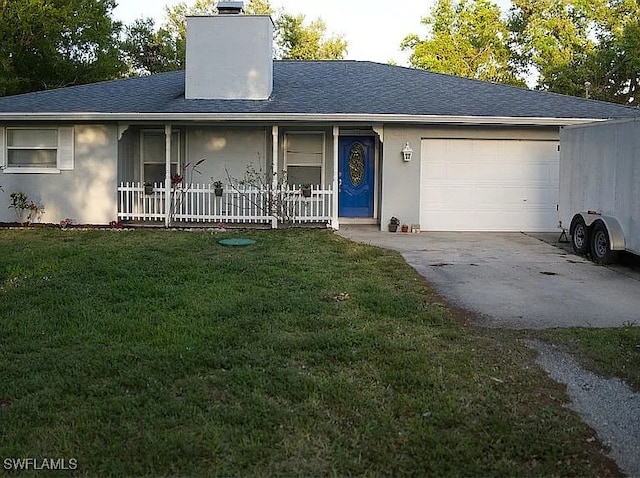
[301,183,312,198]
[401,224,409,233]
[213,180,224,197]
[144,182,154,195]
[388,216,400,232]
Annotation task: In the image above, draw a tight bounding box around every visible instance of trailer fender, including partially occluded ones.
[576,212,626,251]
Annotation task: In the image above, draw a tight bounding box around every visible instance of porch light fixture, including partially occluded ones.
[402,142,413,162]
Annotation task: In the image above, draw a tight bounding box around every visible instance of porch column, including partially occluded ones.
[271,125,279,229]
[164,123,172,228]
[332,125,339,230]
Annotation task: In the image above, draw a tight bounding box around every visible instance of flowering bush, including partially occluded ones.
[109,220,123,229]
[9,191,44,225]
[171,174,183,186]
[59,218,73,229]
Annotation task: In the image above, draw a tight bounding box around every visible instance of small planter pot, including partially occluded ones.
[401,224,409,233]
[144,184,154,195]
[388,224,398,232]
[214,188,224,197]
[301,188,312,198]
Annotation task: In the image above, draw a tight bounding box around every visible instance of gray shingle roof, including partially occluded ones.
[0,60,638,120]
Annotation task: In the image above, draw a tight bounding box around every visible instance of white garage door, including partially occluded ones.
[420,139,559,231]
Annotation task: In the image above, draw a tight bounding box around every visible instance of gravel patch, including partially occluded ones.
[526,340,640,477]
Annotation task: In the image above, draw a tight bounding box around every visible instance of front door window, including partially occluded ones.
[348,142,365,186]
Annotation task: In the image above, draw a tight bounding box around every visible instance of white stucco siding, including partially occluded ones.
[380,126,423,229]
[186,127,268,185]
[0,124,118,224]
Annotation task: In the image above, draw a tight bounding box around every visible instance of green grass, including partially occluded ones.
[0,229,621,476]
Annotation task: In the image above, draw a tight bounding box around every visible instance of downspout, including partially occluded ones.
[271,125,279,229]
[164,123,172,228]
[332,125,339,230]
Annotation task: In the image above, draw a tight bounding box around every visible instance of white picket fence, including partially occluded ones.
[117,182,334,227]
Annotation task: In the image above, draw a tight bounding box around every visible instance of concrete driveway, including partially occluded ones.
[338,227,640,329]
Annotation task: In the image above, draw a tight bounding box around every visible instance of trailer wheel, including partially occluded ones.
[590,221,619,265]
[570,216,589,255]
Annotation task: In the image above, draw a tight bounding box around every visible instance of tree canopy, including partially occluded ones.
[0,0,124,96]
[3,0,638,105]
[509,0,640,104]
[1,0,347,95]
[276,14,347,60]
[121,0,347,76]
[403,0,640,105]
[401,0,523,85]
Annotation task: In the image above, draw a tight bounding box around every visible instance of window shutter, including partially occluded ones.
[58,126,74,170]
[0,127,5,168]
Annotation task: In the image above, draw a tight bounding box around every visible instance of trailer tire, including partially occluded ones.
[590,221,618,265]
[570,216,589,255]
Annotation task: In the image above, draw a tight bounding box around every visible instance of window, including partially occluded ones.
[284,133,325,185]
[140,130,180,184]
[1,127,74,173]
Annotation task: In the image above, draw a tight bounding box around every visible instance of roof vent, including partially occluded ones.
[217,1,244,14]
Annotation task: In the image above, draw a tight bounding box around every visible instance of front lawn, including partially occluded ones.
[0,229,620,476]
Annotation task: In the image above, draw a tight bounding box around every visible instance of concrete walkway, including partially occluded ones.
[337,226,640,329]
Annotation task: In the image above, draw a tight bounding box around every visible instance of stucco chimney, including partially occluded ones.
[217,1,244,14]
[185,9,274,100]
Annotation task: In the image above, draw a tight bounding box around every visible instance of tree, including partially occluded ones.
[276,14,347,60]
[401,0,523,85]
[121,18,183,76]
[508,0,640,105]
[595,10,640,105]
[508,0,602,95]
[0,0,124,96]
[126,0,347,75]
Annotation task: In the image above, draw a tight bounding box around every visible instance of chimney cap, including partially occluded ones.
[217,1,244,14]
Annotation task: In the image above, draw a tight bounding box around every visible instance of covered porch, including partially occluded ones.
[115,123,381,229]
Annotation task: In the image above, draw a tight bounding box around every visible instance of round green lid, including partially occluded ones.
[218,238,256,247]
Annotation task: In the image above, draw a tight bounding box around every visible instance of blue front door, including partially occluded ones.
[339,136,375,217]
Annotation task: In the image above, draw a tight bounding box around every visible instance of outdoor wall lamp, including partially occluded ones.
[402,142,413,162]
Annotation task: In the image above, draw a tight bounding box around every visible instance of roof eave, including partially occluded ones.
[0,112,608,126]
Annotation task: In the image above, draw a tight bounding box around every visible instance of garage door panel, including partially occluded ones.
[424,184,558,206]
[420,139,559,231]
[423,210,557,231]
[425,161,558,183]
[429,163,556,182]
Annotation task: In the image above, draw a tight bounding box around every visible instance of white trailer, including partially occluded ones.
[559,117,640,264]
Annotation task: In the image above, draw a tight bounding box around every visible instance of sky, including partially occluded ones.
[113,0,513,67]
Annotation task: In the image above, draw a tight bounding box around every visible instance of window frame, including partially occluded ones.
[2,127,71,174]
[139,129,181,185]
[283,131,326,186]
